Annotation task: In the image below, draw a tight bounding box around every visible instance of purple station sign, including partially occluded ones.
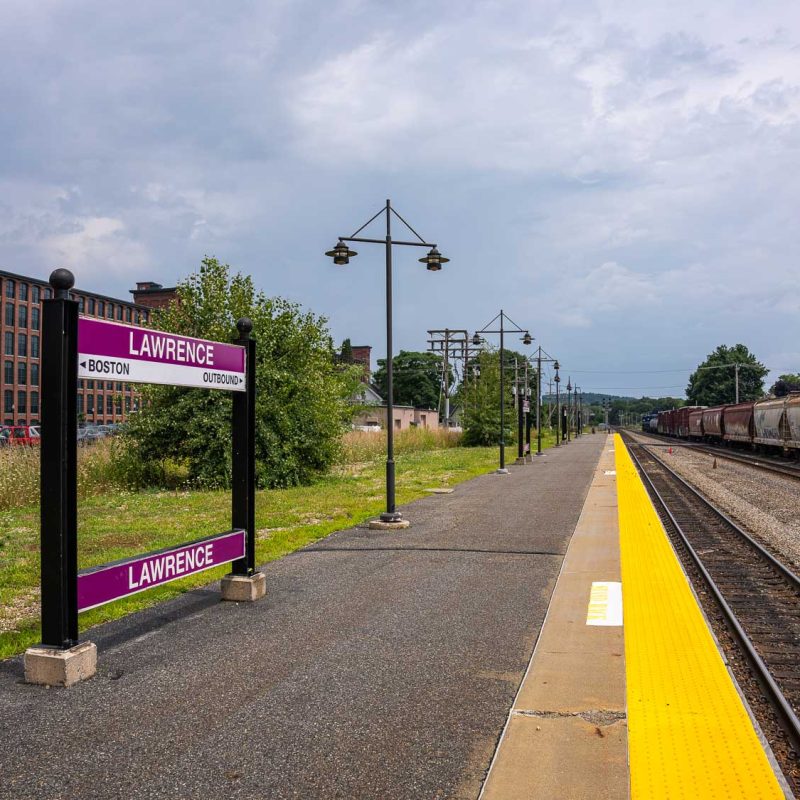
[77,317,246,391]
[77,530,246,611]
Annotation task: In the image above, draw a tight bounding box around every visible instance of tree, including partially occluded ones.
[373,350,452,410]
[686,344,767,406]
[458,349,518,446]
[118,257,361,489]
[769,373,800,397]
[340,338,353,364]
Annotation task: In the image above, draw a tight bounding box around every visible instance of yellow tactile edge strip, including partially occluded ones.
[615,434,784,799]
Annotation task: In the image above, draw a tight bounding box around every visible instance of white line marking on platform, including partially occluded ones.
[604,470,616,476]
[586,581,623,626]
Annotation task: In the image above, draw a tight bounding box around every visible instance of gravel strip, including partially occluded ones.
[628,432,800,574]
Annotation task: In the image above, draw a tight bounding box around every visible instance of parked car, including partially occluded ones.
[353,422,382,433]
[77,425,106,445]
[1,425,41,446]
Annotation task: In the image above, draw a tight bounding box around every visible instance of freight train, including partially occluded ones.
[652,394,800,454]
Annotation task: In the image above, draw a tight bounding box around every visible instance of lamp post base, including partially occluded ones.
[496,467,509,475]
[514,457,527,465]
[369,516,411,530]
[24,641,97,687]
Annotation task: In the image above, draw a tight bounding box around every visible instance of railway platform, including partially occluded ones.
[0,432,793,798]
[482,433,789,799]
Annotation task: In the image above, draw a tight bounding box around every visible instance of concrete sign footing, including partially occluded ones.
[496,468,510,475]
[24,641,97,687]
[221,572,267,602]
[514,458,527,465]
[368,519,411,530]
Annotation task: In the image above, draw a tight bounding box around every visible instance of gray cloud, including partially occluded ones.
[1,0,799,395]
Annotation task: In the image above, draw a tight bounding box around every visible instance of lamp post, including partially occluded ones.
[566,378,572,443]
[326,199,448,526]
[554,361,561,446]
[524,360,532,461]
[473,311,532,473]
[575,387,582,436]
[515,359,525,464]
[530,346,557,456]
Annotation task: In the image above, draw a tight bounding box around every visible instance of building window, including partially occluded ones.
[106,394,113,414]
[98,300,105,317]
[88,298,95,314]
[87,395,94,415]
[3,360,12,384]
[44,287,52,300]
[116,305,123,321]
[115,382,122,391]
[105,381,112,390]
[4,303,12,326]
[18,305,27,328]
[30,363,38,386]
[87,379,94,390]
[17,362,25,385]
[77,394,84,414]
[78,297,85,313]
[4,332,13,356]
[19,283,28,301]
[30,391,38,415]
[17,390,26,414]
[4,390,12,413]
[107,303,114,319]
[31,307,39,330]
[5,280,15,298]
[30,336,38,358]
[125,396,131,412]
[17,333,26,357]
[115,396,122,413]
[31,285,40,304]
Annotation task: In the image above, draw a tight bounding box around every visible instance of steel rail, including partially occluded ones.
[631,428,800,482]
[623,435,800,753]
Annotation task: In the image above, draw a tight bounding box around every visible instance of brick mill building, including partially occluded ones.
[1,270,176,427]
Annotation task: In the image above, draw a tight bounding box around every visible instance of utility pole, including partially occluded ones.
[443,328,450,427]
[735,362,739,404]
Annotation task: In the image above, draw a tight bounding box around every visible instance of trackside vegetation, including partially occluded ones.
[115,257,363,489]
[0,437,497,658]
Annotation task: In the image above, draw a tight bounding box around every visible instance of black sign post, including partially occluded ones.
[40,269,79,650]
[25,269,262,687]
[230,318,256,577]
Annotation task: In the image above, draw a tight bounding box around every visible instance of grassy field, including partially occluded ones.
[0,440,501,658]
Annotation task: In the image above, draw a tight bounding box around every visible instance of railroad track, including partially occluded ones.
[628,428,800,482]
[620,432,800,782]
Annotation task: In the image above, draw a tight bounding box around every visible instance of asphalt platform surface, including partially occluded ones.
[0,435,606,800]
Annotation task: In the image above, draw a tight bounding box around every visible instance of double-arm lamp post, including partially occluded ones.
[326,199,448,525]
[472,311,532,474]
[530,346,558,456]
[554,361,561,445]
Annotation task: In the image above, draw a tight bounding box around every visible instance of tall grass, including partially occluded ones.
[339,427,461,464]
[0,427,464,513]
[0,440,124,512]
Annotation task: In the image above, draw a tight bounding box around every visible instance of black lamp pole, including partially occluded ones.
[473,311,531,473]
[516,360,525,462]
[566,378,572,443]
[554,361,561,446]
[524,360,531,459]
[326,200,447,524]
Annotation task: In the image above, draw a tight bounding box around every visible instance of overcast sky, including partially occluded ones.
[2,1,799,397]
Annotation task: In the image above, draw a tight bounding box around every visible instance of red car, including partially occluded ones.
[0,425,41,446]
